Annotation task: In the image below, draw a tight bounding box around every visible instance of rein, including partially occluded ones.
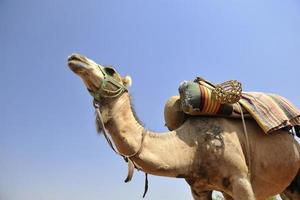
[93,101,149,197]
[90,66,149,197]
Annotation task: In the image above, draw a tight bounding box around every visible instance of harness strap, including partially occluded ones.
[124,158,135,183]
[237,103,251,180]
[143,173,149,198]
[94,101,119,154]
[94,100,149,197]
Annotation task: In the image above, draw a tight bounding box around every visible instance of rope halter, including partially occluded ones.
[88,65,128,101]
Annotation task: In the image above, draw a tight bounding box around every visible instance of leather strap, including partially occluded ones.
[124,158,135,183]
[93,100,149,197]
[143,173,149,198]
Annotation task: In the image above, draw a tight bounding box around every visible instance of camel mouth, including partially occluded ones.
[67,53,105,92]
[67,53,90,74]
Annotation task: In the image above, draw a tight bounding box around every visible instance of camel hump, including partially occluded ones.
[164,96,185,131]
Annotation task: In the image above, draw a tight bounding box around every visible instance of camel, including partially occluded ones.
[67,53,300,200]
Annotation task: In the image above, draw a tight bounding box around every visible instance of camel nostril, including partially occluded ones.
[68,53,84,62]
[67,55,74,61]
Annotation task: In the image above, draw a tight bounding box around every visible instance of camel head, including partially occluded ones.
[67,53,132,101]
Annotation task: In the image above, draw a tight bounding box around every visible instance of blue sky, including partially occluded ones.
[1,0,300,199]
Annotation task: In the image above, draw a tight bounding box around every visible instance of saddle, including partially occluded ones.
[164,78,300,135]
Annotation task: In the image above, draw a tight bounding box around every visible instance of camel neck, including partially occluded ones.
[102,93,196,178]
[102,94,145,156]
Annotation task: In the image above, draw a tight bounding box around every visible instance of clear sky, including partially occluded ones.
[1,0,300,200]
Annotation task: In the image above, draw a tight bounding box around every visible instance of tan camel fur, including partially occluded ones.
[67,53,300,200]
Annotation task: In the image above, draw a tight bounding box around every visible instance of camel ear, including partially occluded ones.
[123,76,132,87]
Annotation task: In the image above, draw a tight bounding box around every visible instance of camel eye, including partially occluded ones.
[104,67,116,76]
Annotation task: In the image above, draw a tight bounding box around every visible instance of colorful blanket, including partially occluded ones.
[239,92,300,133]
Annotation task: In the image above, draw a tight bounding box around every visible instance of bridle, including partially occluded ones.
[90,65,148,197]
[88,65,128,100]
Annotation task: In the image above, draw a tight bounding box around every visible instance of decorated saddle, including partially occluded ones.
[164,78,300,135]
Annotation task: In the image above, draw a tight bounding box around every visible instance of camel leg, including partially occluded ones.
[190,189,213,200]
[231,176,255,200]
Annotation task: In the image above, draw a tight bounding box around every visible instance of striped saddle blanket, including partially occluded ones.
[239,93,300,133]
